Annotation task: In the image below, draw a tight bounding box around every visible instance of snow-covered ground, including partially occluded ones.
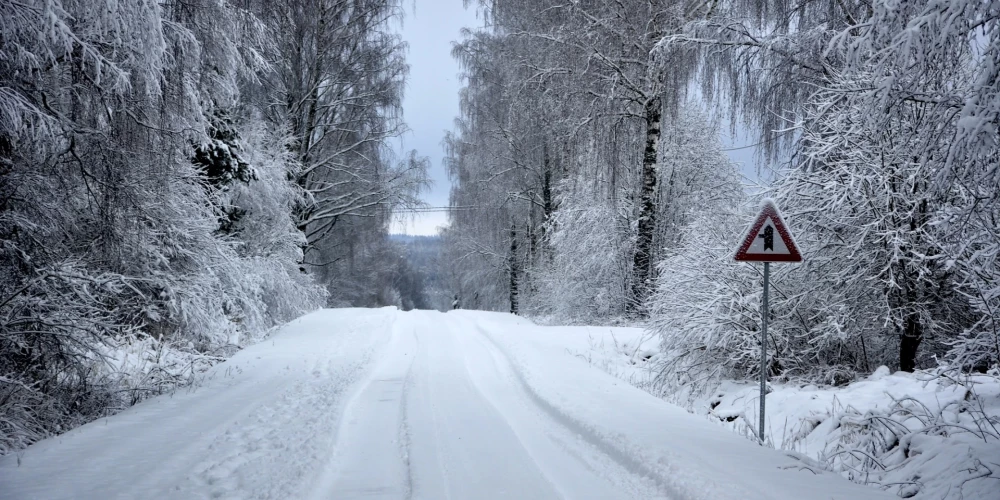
[551,321,1000,500]
[2,308,892,499]
[701,370,1000,500]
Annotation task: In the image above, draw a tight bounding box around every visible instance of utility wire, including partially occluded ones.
[394,205,492,213]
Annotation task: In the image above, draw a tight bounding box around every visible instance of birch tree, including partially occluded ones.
[446,0,715,317]
[655,0,1000,373]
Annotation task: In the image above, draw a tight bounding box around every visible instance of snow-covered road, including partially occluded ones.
[1,308,890,499]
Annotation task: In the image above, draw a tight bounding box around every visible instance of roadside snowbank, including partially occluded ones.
[521,315,1000,500]
[1,333,236,454]
[0,308,394,499]
[468,311,890,500]
[700,369,1000,500]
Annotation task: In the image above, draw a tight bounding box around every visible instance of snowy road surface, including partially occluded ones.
[1,308,891,500]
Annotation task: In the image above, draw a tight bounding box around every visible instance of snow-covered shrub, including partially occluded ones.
[529,184,632,323]
[650,225,836,390]
[649,206,760,396]
[821,386,999,499]
[775,72,977,375]
[942,201,1000,373]
[222,121,327,331]
[696,367,1000,500]
[0,263,146,453]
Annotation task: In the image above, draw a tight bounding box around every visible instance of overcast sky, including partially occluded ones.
[389,2,763,236]
[390,2,481,236]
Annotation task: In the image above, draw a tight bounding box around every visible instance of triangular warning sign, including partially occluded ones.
[734,199,802,262]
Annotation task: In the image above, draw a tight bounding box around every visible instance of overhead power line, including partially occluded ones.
[393,205,489,213]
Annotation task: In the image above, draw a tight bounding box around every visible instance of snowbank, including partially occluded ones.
[701,369,1000,500]
[465,311,891,500]
[0,308,394,499]
[544,318,1000,500]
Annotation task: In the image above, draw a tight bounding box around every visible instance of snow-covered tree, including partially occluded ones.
[655,0,1000,374]
[0,0,416,454]
[445,0,723,319]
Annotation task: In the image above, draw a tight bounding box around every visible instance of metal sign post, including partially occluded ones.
[734,199,801,444]
[759,261,769,442]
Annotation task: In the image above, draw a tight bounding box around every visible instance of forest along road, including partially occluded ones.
[0,309,890,500]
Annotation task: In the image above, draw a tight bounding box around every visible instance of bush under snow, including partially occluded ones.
[693,367,1000,500]
[559,325,1000,500]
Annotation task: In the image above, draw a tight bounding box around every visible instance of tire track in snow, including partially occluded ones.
[404,312,570,499]
[405,312,455,500]
[183,312,391,500]
[452,317,669,499]
[470,322,690,499]
[308,313,416,499]
[399,346,416,500]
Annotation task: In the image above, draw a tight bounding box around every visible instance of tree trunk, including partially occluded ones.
[543,168,553,221]
[899,311,922,372]
[898,195,928,372]
[628,96,661,315]
[509,223,520,315]
[541,144,554,264]
[528,194,537,262]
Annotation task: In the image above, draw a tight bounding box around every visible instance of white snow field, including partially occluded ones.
[0,308,891,500]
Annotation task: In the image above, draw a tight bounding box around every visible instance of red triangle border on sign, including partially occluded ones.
[734,200,802,262]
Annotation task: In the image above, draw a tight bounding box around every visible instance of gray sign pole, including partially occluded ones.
[735,200,801,444]
[759,261,769,443]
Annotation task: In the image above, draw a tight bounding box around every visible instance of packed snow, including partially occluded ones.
[1,308,895,499]
[547,322,1000,500]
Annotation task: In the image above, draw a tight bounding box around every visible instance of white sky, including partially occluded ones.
[389,2,764,236]
[390,1,482,236]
